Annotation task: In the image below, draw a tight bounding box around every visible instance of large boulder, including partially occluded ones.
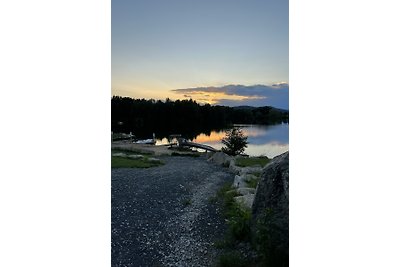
[228,159,241,174]
[251,151,289,266]
[207,152,232,166]
[233,174,247,188]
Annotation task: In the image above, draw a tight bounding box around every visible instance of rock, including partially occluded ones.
[127,154,144,159]
[233,174,259,189]
[226,187,255,196]
[234,194,255,210]
[233,175,247,188]
[207,151,232,166]
[243,174,258,182]
[228,159,241,174]
[251,151,289,265]
[112,152,126,157]
[206,152,215,159]
[236,187,256,195]
[147,157,161,162]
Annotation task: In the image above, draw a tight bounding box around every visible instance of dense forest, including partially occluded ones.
[112,96,288,139]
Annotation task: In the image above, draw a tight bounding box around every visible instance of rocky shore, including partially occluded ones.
[112,145,289,266]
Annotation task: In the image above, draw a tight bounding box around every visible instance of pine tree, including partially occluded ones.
[221,127,248,156]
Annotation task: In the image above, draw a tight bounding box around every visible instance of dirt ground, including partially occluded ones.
[111,154,234,266]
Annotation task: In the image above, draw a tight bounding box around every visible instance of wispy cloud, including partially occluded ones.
[171,84,288,109]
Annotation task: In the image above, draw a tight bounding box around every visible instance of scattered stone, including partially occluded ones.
[236,187,256,195]
[127,154,144,159]
[243,174,258,182]
[112,152,126,157]
[147,157,161,162]
[233,174,248,188]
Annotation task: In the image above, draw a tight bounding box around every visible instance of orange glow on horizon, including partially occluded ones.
[112,84,271,106]
[176,91,264,105]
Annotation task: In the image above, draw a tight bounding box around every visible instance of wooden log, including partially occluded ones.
[179,141,217,152]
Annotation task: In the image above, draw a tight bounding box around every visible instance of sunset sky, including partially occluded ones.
[112,0,288,109]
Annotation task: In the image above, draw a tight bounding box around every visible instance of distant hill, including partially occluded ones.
[231,105,289,125]
[232,105,257,110]
[233,105,289,113]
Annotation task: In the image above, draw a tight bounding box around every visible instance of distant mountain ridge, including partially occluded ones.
[233,105,289,113]
[112,96,289,138]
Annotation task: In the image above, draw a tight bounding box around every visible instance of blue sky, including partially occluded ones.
[112,0,288,108]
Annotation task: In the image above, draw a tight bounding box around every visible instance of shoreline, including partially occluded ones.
[111,141,214,156]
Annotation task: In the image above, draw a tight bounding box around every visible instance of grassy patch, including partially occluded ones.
[226,203,252,242]
[235,156,270,167]
[216,183,240,209]
[252,171,262,177]
[111,148,153,155]
[218,251,249,267]
[111,156,163,168]
[255,208,289,267]
[213,182,254,267]
[215,183,252,242]
[246,177,260,189]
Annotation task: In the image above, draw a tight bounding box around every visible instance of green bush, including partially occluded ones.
[235,156,270,167]
[246,177,260,189]
[217,183,252,242]
[227,204,251,241]
[111,156,163,168]
[255,208,289,267]
[218,251,248,267]
[221,128,248,156]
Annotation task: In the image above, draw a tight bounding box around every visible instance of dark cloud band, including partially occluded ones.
[171,84,288,109]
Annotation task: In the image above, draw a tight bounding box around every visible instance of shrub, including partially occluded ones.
[255,208,289,267]
[235,156,270,167]
[219,251,248,267]
[221,128,248,156]
[217,183,251,242]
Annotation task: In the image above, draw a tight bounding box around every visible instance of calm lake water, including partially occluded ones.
[156,123,289,158]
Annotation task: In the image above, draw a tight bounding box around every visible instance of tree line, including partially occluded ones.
[111,96,288,139]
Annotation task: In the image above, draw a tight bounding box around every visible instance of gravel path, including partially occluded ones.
[112,155,234,267]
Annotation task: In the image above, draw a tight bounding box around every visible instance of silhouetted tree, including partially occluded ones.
[221,127,248,156]
[111,96,288,139]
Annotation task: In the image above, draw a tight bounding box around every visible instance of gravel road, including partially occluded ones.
[112,155,234,267]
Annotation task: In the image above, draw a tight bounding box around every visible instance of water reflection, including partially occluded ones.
[156,123,288,158]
